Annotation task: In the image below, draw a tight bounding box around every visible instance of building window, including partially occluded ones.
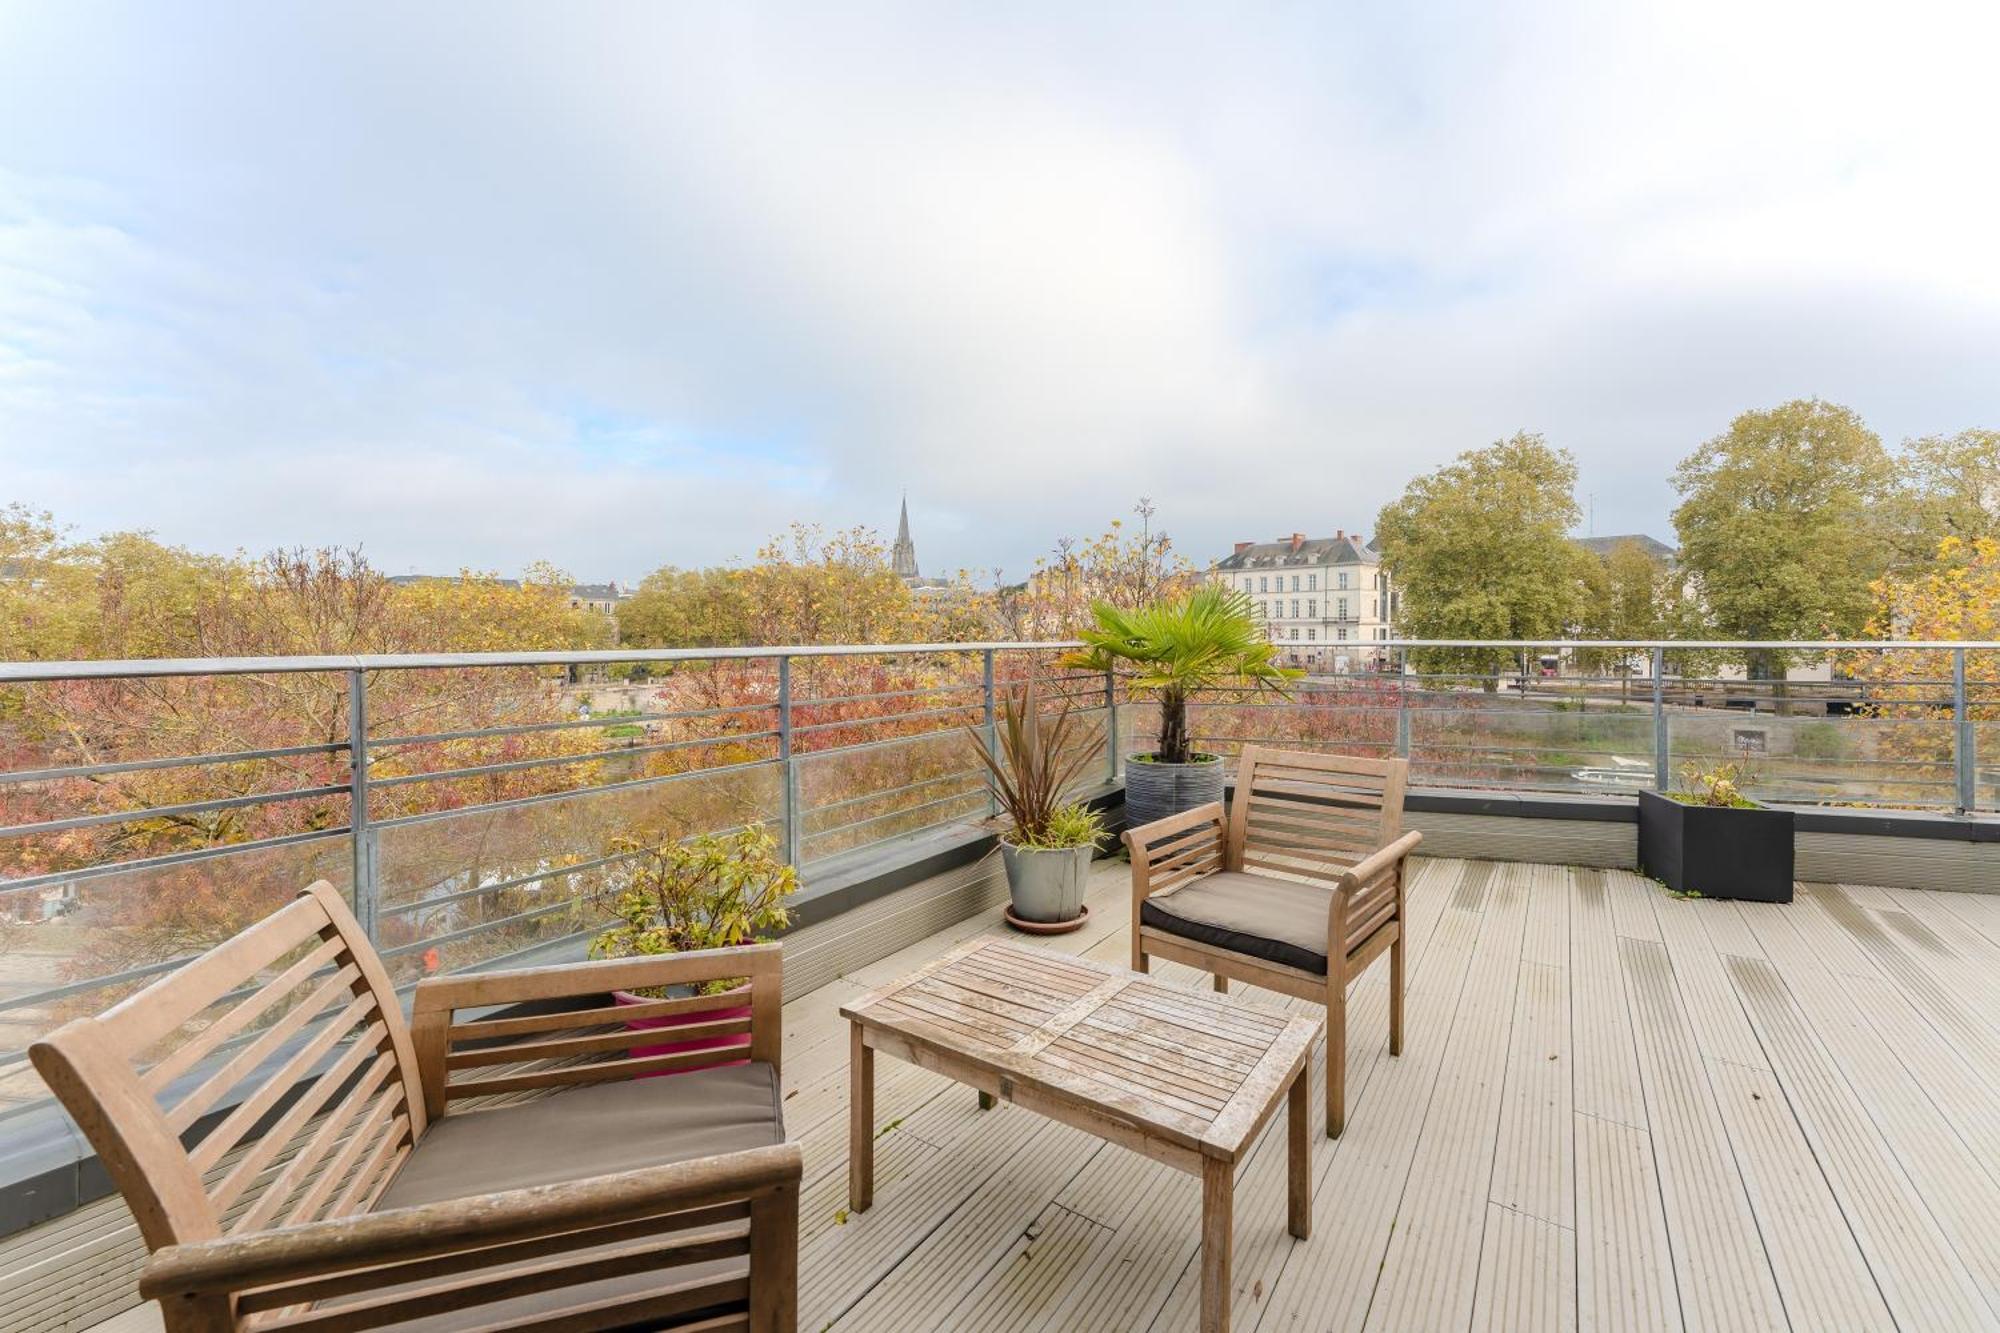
[1370,599,1378,619]
[1307,627,1317,641]
[1308,574,1317,591]
[1290,627,1301,641]
[1259,576,1268,592]
[1338,571,1350,590]
[1288,575,1297,591]
[1308,599,1316,618]
[1337,627,1348,641]
[1337,598,1348,620]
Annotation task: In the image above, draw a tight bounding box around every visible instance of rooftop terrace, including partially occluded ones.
[1,640,1996,1331]
[53,851,2000,1332]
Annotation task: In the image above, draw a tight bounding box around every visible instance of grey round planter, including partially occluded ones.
[999,840,1092,923]
[1123,753,1226,831]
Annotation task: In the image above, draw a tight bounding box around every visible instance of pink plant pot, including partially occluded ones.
[613,984,753,1076]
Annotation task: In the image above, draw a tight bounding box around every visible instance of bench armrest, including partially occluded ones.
[140,1142,802,1326]
[410,943,784,1116]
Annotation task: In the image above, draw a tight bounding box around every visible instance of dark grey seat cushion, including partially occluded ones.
[1141,871,1333,975]
[354,1060,784,1331]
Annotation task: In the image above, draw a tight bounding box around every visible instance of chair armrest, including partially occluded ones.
[1123,802,1226,904]
[1336,830,1423,895]
[140,1141,802,1307]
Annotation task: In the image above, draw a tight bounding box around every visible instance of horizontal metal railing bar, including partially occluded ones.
[801,806,986,861]
[376,896,578,961]
[0,741,349,787]
[368,703,773,750]
[792,703,1109,764]
[805,786,988,840]
[0,827,349,897]
[0,641,1086,683]
[795,682,986,708]
[1383,638,2000,650]
[804,766,988,818]
[376,845,652,919]
[367,755,779,831]
[0,951,203,1014]
[0,783,352,840]
[366,731,777,789]
[790,702,983,736]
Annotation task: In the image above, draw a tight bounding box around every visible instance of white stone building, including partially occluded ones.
[1211,531,1397,671]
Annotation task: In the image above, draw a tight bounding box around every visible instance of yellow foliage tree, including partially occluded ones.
[1851,536,1999,801]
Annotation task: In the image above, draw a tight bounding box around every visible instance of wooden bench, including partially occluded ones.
[1125,747,1422,1137]
[31,880,800,1332]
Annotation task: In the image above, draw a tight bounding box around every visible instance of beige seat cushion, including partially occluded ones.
[1141,871,1334,975]
[349,1060,784,1331]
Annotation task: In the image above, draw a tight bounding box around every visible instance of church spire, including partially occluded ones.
[890,493,920,581]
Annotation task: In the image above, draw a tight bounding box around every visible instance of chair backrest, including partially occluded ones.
[1226,747,1408,885]
[30,882,426,1253]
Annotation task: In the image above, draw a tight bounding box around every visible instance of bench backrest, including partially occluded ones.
[1227,747,1408,887]
[30,882,426,1252]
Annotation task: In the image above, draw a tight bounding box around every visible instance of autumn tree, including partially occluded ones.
[1572,539,1680,679]
[617,523,990,650]
[1851,535,1999,804]
[1671,399,1893,679]
[1372,433,1592,679]
[992,508,1201,640]
[1882,429,2000,572]
[0,529,639,991]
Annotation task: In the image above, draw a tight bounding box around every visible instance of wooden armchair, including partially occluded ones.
[1124,748,1422,1137]
[30,880,800,1333]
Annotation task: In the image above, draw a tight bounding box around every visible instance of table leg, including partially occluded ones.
[977,1090,996,1110]
[1201,1156,1233,1332]
[1287,1066,1310,1240]
[849,1022,873,1213]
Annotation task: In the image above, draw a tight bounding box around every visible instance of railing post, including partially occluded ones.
[1652,647,1669,793]
[1394,647,1410,759]
[1104,667,1119,783]
[1955,648,1975,815]
[347,668,377,939]
[777,655,801,866]
[983,649,999,816]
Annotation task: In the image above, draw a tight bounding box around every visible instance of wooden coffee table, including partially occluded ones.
[841,937,1323,1332]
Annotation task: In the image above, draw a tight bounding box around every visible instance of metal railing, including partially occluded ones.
[1197,638,1997,815]
[1,635,1993,1121]
[0,642,1098,1118]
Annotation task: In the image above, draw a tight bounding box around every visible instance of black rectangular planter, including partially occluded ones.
[1637,789,1795,903]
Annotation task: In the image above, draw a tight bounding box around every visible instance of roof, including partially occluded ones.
[569,583,624,600]
[1575,533,1676,561]
[1213,534,1378,571]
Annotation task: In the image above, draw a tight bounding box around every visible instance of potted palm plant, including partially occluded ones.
[1637,763,1795,903]
[590,822,797,1068]
[1062,584,1300,829]
[965,674,1107,930]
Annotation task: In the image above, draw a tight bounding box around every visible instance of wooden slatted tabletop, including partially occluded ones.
[841,936,1323,1332]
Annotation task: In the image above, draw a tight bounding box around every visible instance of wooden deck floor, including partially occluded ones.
[91,855,2000,1332]
[781,856,2000,1332]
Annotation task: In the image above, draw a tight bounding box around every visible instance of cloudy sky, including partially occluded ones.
[2,2,1996,585]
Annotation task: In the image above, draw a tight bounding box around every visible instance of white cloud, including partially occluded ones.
[1,1,1996,582]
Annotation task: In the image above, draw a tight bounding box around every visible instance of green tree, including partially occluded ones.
[1372,432,1591,679]
[1883,429,2000,571]
[1671,399,1893,678]
[1574,539,1673,678]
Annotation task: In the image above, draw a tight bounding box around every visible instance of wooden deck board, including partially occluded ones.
[71,856,2000,1333]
